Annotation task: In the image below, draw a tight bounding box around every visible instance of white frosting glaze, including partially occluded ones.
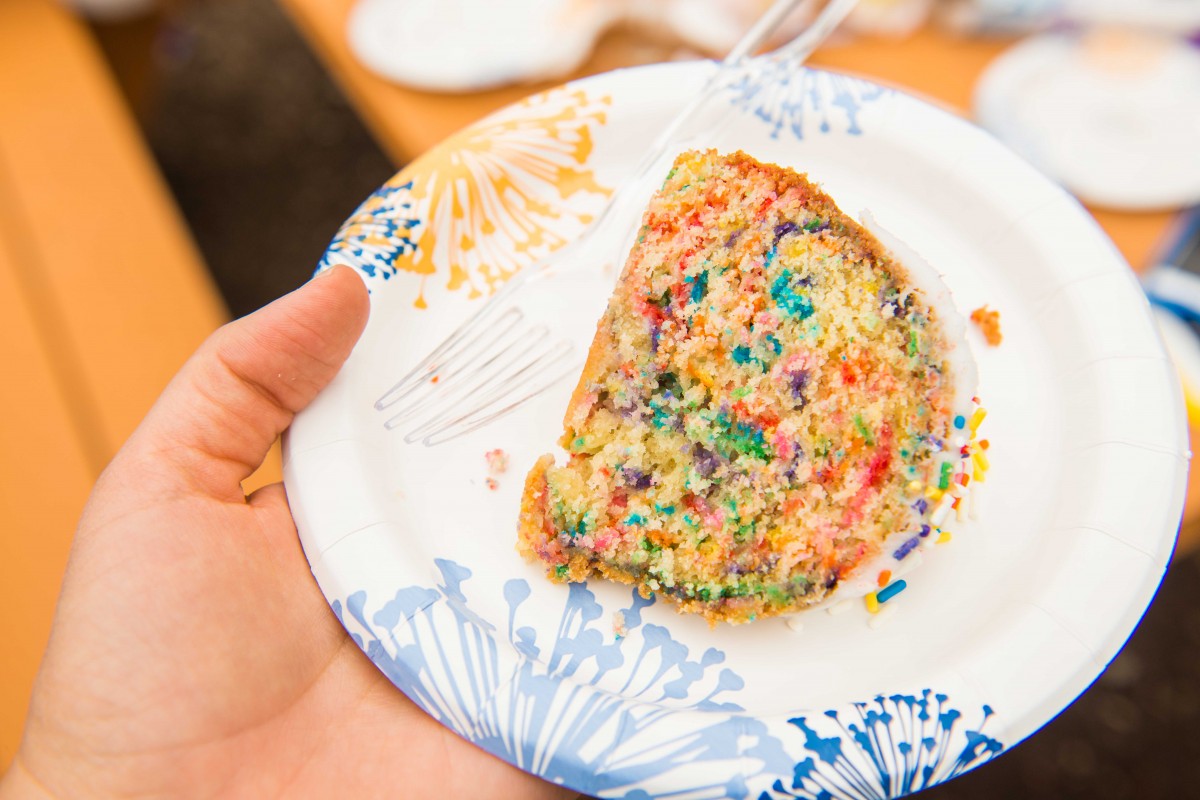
[861,210,979,416]
[799,213,982,616]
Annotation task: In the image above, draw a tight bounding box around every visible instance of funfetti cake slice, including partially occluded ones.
[517,149,984,625]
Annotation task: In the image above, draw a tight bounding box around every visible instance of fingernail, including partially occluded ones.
[312,264,342,281]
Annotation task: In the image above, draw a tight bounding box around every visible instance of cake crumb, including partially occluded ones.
[969,305,1002,346]
[485,477,499,491]
[485,448,509,475]
[612,610,627,640]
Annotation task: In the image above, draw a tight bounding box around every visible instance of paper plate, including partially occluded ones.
[973,30,1200,211]
[283,61,1188,799]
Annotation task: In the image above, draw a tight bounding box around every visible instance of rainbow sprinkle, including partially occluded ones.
[876,579,907,604]
[865,592,881,614]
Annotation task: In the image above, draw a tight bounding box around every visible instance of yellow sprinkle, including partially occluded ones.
[937,530,952,544]
[907,480,924,493]
[972,450,990,472]
[689,361,715,388]
[973,465,986,483]
[925,486,944,501]
[968,408,987,432]
[865,592,880,614]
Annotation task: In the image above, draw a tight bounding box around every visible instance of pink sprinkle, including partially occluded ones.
[593,533,616,550]
[773,430,794,459]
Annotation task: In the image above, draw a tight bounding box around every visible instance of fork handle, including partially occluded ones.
[590,0,859,273]
[619,0,811,199]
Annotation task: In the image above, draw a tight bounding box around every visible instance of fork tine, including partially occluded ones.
[379,308,530,420]
[398,337,566,442]
[420,347,580,446]
[383,324,554,431]
[374,277,528,410]
[401,339,575,444]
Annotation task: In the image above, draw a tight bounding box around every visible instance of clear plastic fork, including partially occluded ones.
[376,0,859,445]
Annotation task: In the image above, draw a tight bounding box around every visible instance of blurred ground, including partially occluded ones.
[125,0,1200,797]
[140,0,392,317]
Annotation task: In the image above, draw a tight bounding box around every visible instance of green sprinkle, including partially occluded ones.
[908,329,919,356]
[732,386,752,399]
[938,461,953,490]
[854,414,874,445]
[554,564,569,579]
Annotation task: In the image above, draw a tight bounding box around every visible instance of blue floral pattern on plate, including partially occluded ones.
[332,560,1002,799]
[727,66,891,140]
[318,179,418,284]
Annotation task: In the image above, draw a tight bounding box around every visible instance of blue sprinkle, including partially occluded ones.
[731,345,753,365]
[877,579,907,603]
[893,537,921,560]
[770,270,815,319]
[912,498,928,515]
[624,513,646,526]
[919,524,932,537]
[954,415,966,430]
[687,271,709,304]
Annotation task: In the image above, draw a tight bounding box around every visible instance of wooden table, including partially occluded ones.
[0,0,235,769]
[277,0,1196,536]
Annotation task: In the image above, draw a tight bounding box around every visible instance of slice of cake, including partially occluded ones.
[517,149,981,625]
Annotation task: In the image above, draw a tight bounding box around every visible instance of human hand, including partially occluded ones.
[1,267,573,799]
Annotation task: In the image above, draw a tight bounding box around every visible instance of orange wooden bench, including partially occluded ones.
[0,0,230,768]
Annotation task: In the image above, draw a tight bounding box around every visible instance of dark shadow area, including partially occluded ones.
[140,0,394,318]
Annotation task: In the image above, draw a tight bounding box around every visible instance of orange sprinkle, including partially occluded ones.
[877,570,892,588]
[431,375,440,384]
[979,439,990,450]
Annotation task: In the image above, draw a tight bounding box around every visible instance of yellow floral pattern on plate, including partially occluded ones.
[322,86,613,308]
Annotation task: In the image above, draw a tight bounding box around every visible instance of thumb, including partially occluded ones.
[123,265,370,501]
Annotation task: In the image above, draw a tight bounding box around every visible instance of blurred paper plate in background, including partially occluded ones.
[975,29,1200,211]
